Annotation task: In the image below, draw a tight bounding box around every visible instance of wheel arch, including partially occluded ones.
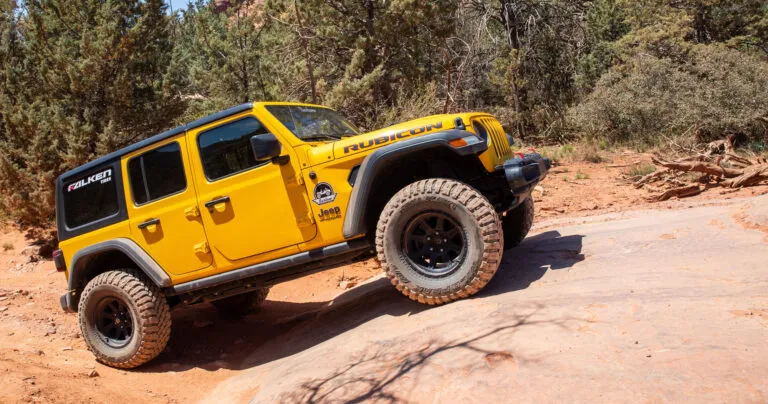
[342,130,489,239]
[64,238,171,312]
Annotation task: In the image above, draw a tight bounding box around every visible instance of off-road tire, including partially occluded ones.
[211,287,270,316]
[376,178,503,305]
[502,196,534,249]
[78,268,171,369]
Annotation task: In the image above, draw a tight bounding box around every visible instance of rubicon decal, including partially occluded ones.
[343,122,443,154]
[312,182,337,205]
[67,169,112,192]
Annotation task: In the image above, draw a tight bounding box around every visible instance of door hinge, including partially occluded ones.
[185,206,201,219]
[297,212,315,227]
[193,241,210,255]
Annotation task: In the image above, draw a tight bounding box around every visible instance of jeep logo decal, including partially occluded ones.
[343,122,443,154]
[312,182,337,205]
[67,169,112,192]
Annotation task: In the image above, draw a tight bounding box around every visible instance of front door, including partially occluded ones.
[124,137,212,276]
[187,113,316,264]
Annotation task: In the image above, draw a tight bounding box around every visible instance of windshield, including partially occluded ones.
[266,105,360,142]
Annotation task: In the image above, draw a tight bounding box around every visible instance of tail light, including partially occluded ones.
[53,249,66,272]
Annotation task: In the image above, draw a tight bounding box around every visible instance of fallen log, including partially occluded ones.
[651,157,742,178]
[722,164,768,188]
[652,184,703,201]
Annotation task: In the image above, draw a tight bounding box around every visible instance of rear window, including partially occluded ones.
[63,168,119,228]
[128,142,187,205]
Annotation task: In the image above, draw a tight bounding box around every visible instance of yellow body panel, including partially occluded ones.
[122,136,212,276]
[60,102,514,288]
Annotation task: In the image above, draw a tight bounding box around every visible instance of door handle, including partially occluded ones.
[138,218,160,229]
[205,196,230,212]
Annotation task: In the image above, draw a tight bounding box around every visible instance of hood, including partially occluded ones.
[303,113,487,167]
[334,114,461,158]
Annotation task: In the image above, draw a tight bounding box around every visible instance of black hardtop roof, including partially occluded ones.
[57,103,254,182]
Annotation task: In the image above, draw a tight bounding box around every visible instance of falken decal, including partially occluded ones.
[343,122,443,154]
[67,169,112,192]
[312,182,337,205]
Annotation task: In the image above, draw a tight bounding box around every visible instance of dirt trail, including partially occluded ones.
[0,154,766,403]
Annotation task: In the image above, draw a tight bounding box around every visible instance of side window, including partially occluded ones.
[128,142,187,205]
[63,167,119,228]
[197,117,271,181]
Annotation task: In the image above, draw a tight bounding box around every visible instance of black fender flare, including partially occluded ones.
[63,238,172,311]
[342,129,488,239]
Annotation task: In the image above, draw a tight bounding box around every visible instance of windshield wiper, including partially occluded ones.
[302,134,341,142]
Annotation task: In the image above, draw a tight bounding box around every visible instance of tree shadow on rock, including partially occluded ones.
[271,307,580,403]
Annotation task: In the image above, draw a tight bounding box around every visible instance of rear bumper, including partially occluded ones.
[59,292,75,313]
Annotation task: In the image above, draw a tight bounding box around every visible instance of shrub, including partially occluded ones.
[627,163,657,179]
[2,242,13,251]
[568,45,768,147]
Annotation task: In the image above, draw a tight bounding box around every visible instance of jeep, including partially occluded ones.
[53,102,549,368]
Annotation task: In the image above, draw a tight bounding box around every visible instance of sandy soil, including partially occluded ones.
[0,152,766,403]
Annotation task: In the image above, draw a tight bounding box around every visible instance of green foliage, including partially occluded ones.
[628,163,657,179]
[0,0,767,228]
[569,45,768,146]
[0,0,181,226]
[171,0,276,122]
[2,241,13,251]
[575,170,590,180]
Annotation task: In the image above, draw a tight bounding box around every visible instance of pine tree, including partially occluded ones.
[0,0,181,227]
[171,0,275,121]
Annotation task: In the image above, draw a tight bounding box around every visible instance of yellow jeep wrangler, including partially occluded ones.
[53,102,549,368]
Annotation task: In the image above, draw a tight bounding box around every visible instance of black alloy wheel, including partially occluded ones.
[403,211,467,277]
[93,296,134,348]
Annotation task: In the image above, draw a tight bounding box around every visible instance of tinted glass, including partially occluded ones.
[266,106,359,142]
[63,168,119,228]
[198,117,270,180]
[128,142,186,205]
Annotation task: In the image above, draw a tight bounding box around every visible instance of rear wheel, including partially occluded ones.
[376,178,503,305]
[502,197,534,249]
[212,287,270,316]
[78,268,171,369]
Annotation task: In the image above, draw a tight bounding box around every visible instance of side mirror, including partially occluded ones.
[250,133,282,162]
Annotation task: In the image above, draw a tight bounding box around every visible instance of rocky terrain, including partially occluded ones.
[1,153,767,403]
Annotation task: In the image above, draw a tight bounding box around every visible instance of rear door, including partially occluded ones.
[186,113,316,265]
[123,137,212,276]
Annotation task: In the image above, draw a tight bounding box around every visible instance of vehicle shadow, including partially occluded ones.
[484,230,585,296]
[139,230,585,374]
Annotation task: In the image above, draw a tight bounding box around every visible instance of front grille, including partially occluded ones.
[474,117,512,161]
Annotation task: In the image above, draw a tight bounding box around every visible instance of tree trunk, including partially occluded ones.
[293,0,317,104]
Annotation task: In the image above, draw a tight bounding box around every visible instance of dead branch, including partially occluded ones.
[651,184,703,202]
[723,153,754,168]
[634,168,669,188]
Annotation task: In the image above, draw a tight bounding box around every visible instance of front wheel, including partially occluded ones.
[375,179,503,305]
[78,268,171,369]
